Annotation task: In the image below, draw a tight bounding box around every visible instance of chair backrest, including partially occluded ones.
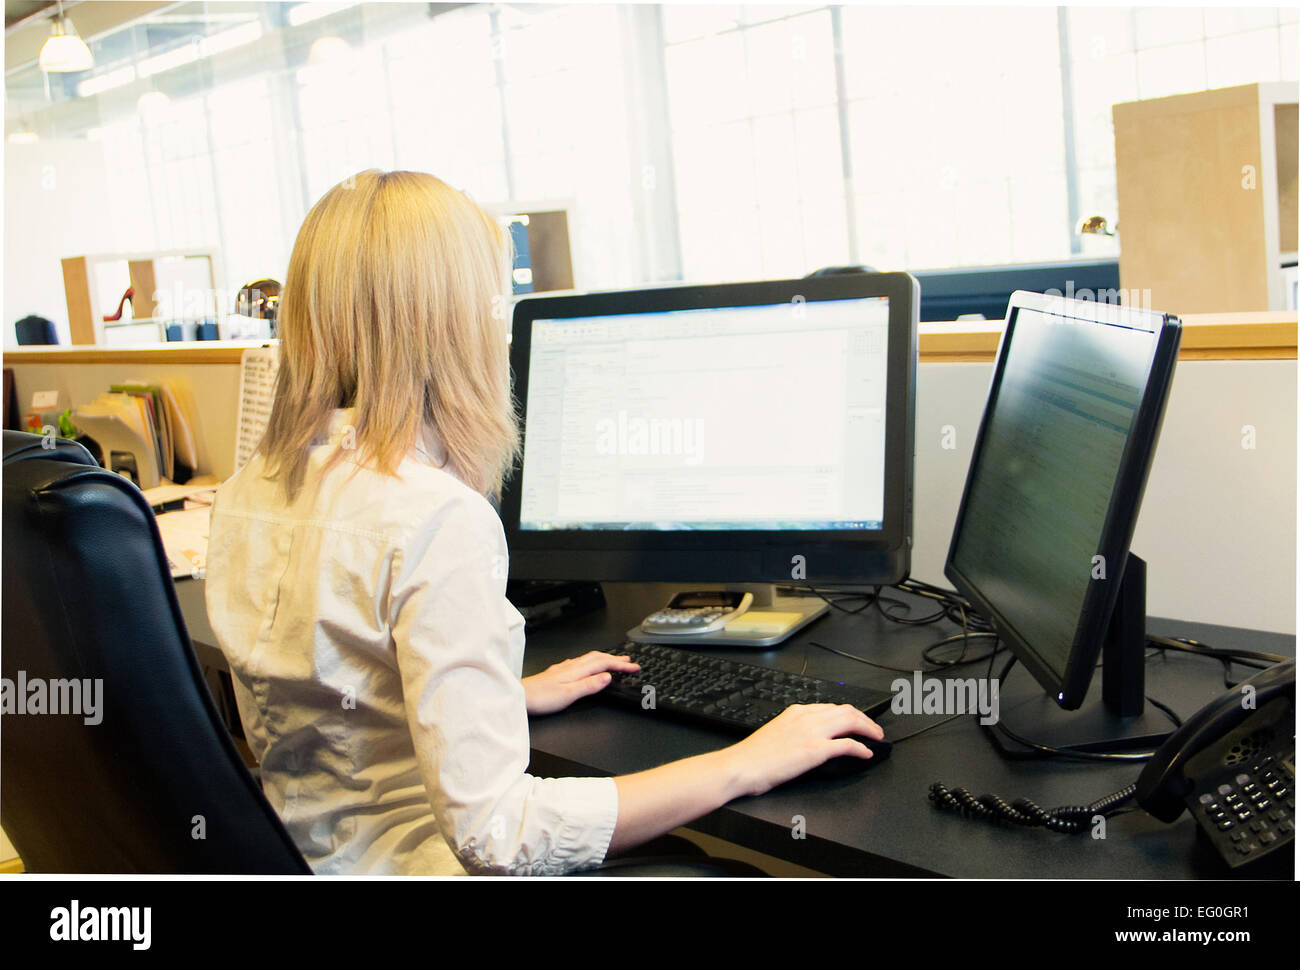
[1,431,310,874]
[14,315,58,346]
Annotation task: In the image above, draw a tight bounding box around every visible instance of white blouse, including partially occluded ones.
[204,409,619,875]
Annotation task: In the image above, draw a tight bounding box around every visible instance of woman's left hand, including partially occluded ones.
[522,651,640,716]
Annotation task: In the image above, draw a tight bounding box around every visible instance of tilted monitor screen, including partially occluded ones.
[501,274,918,583]
[944,291,1181,709]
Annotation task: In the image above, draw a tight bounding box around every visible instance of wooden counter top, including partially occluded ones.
[6,313,1295,366]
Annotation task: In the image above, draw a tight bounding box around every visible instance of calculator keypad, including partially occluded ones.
[644,607,729,632]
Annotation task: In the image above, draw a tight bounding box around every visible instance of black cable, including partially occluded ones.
[1146,635,1286,666]
[810,631,1003,677]
[918,604,1003,667]
[894,577,993,631]
[874,587,950,626]
[1145,693,1183,730]
[808,639,919,675]
[1147,635,1286,688]
[888,711,967,743]
[876,583,1000,667]
[794,580,997,634]
[891,579,997,632]
[928,781,1137,834]
[979,655,1178,762]
[798,584,877,616]
[983,718,1161,762]
[795,580,1004,680]
[919,631,1002,668]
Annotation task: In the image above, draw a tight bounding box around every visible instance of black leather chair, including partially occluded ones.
[1,430,309,873]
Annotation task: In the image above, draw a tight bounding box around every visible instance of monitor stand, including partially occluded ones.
[994,555,1172,753]
[625,583,830,649]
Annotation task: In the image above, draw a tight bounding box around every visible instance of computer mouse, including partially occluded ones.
[803,736,893,781]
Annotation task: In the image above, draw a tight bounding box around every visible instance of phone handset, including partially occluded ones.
[1136,660,1295,869]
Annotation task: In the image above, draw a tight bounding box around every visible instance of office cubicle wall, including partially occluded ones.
[6,350,1296,634]
[913,358,1296,634]
[6,359,244,481]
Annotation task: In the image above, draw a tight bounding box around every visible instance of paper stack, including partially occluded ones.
[73,381,198,490]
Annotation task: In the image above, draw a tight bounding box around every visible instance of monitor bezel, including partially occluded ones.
[501,273,918,584]
[943,290,1182,709]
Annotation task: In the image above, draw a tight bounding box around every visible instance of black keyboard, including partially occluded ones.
[601,641,893,735]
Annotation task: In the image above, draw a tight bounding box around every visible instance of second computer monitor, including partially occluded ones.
[944,290,1182,711]
[501,273,918,585]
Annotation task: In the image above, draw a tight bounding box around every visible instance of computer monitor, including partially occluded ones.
[944,290,1181,725]
[501,274,918,618]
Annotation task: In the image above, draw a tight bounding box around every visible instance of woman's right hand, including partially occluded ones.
[725,704,885,797]
[608,702,885,856]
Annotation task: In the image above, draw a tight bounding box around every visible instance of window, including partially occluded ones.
[664,5,848,281]
[5,2,1297,347]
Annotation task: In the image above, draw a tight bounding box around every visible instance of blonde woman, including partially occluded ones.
[205,170,884,876]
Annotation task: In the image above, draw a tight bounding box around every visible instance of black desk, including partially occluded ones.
[176,578,1295,878]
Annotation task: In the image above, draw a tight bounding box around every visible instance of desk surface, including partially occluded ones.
[176,579,1295,878]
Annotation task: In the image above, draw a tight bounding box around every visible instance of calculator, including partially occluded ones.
[640,591,753,636]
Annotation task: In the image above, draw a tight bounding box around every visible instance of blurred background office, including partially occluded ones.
[4,1,1298,346]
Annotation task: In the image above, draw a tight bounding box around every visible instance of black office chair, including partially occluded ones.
[1,430,310,873]
[13,315,58,346]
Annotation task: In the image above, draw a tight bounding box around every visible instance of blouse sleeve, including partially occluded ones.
[387,491,620,876]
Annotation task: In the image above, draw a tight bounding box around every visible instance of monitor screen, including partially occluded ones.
[945,291,1181,708]
[517,297,889,533]
[502,274,918,584]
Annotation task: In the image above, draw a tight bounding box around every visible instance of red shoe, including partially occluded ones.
[103,286,135,322]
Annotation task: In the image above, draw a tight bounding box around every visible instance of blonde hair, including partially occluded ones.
[261,170,519,502]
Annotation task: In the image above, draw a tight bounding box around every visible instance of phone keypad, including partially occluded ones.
[1193,754,1294,866]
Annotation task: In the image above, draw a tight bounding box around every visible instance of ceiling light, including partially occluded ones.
[137,90,173,123]
[308,35,351,64]
[39,8,94,74]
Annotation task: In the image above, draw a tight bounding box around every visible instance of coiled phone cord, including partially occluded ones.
[928,781,1137,834]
